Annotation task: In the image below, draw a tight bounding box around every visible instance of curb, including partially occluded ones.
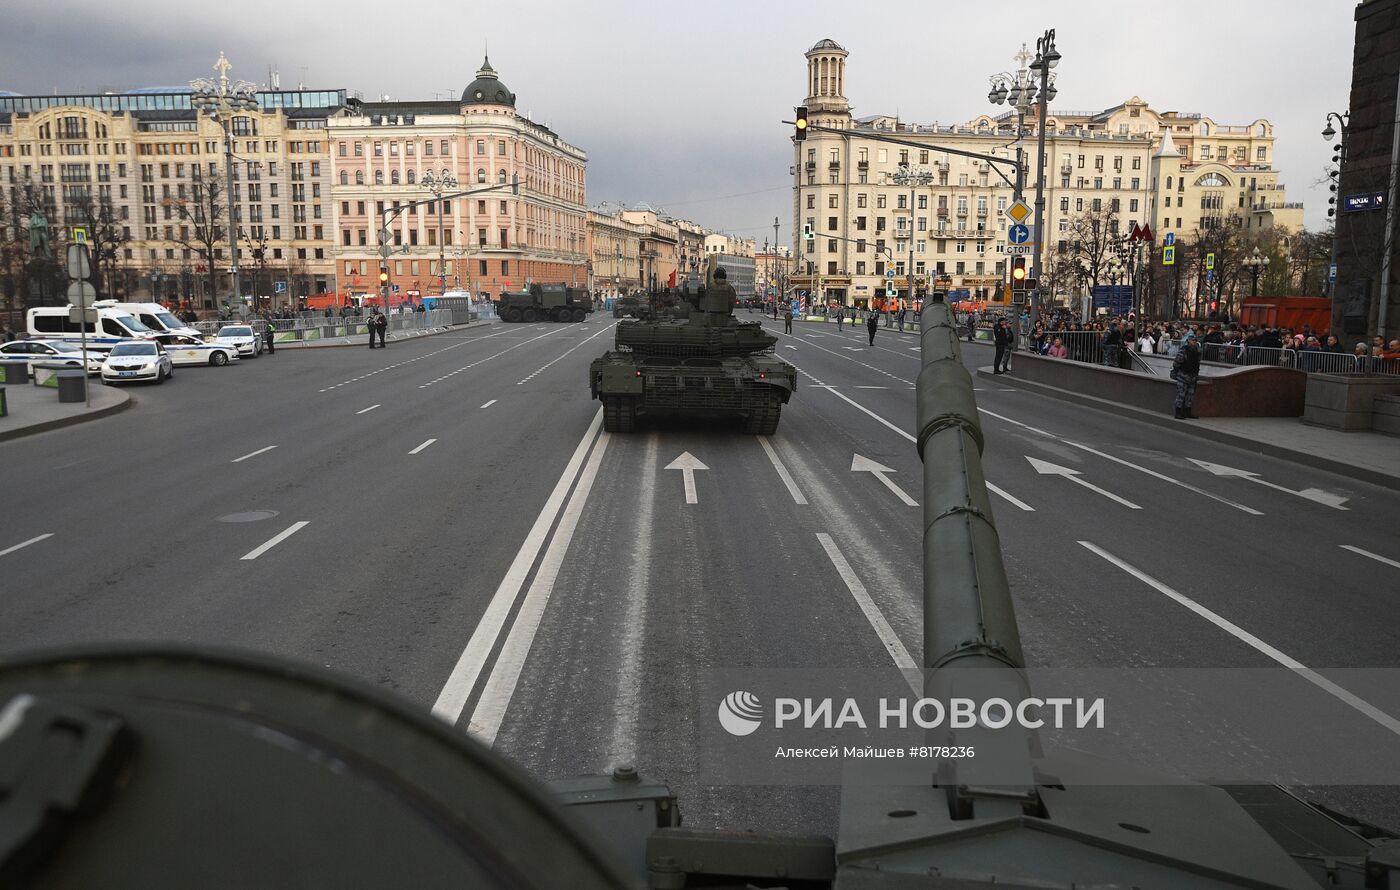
[0,388,133,443]
[976,367,1400,493]
[274,320,491,349]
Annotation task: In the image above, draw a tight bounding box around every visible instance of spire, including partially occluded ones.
[477,54,496,78]
[1155,128,1180,158]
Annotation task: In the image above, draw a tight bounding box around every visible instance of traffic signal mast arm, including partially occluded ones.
[785,120,1021,191]
[376,176,522,253]
[809,228,898,267]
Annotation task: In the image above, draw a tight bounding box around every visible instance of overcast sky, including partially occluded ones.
[1,0,1356,242]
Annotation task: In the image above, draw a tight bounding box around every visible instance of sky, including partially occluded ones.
[1,0,1358,244]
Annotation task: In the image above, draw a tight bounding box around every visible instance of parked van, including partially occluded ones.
[26,305,158,351]
[91,301,202,338]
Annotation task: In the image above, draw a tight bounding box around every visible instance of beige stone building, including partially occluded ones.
[0,62,341,309]
[326,57,587,302]
[793,39,1303,308]
[586,205,644,295]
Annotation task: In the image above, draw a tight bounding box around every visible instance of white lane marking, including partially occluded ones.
[986,483,1036,512]
[851,454,918,506]
[240,521,310,560]
[817,533,919,687]
[356,404,380,415]
[665,451,708,504]
[408,438,438,455]
[606,432,659,766]
[854,385,888,390]
[759,436,807,505]
[515,321,617,385]
[317,332,504,391]
[432,408,604,724]
[977,407,1262,516]
[421,328,563,388]
[480,399,497,409]
[0,533,54,558]
[810,377,1035,513]
[469,427,612,746]
[1026,456,1142,509]
[1188,459,1349,510]
[231,445,277,463]
[1080,541,1400,739]
[1340,545,1400,570]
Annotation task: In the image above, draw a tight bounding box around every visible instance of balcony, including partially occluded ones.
[976,208,988,217]
[804,161,816,171]
[956,207,968,216]
[857,160,869,170]
[936,207,949,218]
[828,161,840,170]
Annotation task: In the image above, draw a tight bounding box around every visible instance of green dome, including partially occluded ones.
[461,56,515,107]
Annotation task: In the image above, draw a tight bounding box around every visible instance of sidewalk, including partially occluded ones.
[276,319,491,349]
[977,365,1400,492]
[0,378,131,443]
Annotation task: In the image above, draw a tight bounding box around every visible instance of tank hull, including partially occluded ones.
[590,352,796,434]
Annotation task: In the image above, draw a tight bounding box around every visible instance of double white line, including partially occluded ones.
[432,407,609,745]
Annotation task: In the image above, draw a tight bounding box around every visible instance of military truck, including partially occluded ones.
[589,259,796,434]
[496,284,592,323]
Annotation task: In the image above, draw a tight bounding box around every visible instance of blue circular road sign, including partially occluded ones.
[1008,223,1030,244]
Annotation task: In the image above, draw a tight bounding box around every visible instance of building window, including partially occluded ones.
[828,195,838,208]
[806,194,815,209]
[497,140,506,155]
[827,216,837,231]
[1256,146,1267,160]
[478,168,486,183]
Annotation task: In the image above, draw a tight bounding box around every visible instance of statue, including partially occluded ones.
[28,211,51,259]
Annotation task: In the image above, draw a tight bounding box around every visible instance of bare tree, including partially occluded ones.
[1060,206,1121,297]
[66,190,128,299]
[166,173,227,306]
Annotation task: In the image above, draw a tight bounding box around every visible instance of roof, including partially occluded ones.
[1154,128,1181,158]
[810,38,845,51]
[461,56,515,107]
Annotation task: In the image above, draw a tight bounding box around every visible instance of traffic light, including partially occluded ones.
[802,223,814,246]
[794,106,809,142]
[379,266,389,285]
[1010,256,1028,291]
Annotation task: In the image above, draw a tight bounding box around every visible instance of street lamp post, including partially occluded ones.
[1244,247,1271,298]
[190,53,259,312]
[891,164,933,313]
[242,230,268,311]
[1322,112,1349,300]
[420,168,458,300]
[987,44,1053,211]
[1027,29,1061,331]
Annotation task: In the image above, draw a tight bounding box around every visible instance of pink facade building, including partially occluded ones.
[327,58,587,301]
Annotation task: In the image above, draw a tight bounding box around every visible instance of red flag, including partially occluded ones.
[667,270,677,288]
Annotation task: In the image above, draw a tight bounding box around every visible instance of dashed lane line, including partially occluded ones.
[409,438,438,455]
[240,521,310,560]
[356,404,381,415]
[516,321,618,385]
[421,328,564,388]
[1340,545,1400,570]
[317,330,507,392]
[0,533,54,559]
[231,445,277,463]
[758,436,808,505]
[480,399,497,409]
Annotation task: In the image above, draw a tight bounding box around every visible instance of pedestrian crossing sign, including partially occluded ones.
[1163,245,1176,266]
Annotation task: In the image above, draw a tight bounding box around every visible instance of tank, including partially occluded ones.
[496,283,592,323]
[611,294,644,318]
[588,259,797,434]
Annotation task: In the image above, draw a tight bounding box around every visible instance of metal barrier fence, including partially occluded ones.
[190,309,469,341]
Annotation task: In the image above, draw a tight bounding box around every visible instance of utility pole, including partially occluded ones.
[1028,30,1060,331]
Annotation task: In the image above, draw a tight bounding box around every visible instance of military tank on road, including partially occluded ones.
[589,259,796,434]
[496,283,592,323]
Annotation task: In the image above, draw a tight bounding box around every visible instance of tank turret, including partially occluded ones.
[589,256,796,433]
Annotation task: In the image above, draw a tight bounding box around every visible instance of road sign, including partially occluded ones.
[72,227,88,245]
[391,284,401,293]
[66,281,98,304]
[68,305,98,324]
[378,243,392,259]
[886,268,895,279]
[1163,245,1176,266]
[275,281,287,293]
[66,243,92,280]
[1206,252,1215,271]
[1005,244,1035,255]
[1206,270,1214,283]
[1005,200,1032,224]
[1343,191,1386,212]
[1129,222,1154,243]
[1329,263,1337,284]
[1008,223,1030,244]
[1164,232,1176,247]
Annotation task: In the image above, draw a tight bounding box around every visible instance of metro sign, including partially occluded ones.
[1129,222,1154,243]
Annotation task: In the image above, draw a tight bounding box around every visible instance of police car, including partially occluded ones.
[0,339,105,374]
[101,341,174,384]
[214,325,263,358]
[160,334,240,367]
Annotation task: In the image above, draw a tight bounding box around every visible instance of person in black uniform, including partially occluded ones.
[373,311,388,348]
[993,319,1013,374]
[866,310,879,347]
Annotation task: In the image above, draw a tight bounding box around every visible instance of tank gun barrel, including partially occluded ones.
[915,297,1024,673]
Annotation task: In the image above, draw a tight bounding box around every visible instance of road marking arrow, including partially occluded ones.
[851,454,918,506]
[665,452,708,504]
[1026,456,1142,509]
[1187,459,1349,510]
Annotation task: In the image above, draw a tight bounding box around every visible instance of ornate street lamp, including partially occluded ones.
[190,53,259,311]
[420,168,458,300]
[1322,111,1348,298]
[1025,29,1061,330]
[1244,247,1271,298]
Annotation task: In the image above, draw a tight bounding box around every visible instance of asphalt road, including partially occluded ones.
[3,311,1398,839]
